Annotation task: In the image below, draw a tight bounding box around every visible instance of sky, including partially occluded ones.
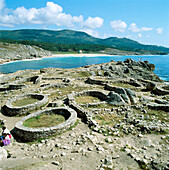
[0,0,169,47]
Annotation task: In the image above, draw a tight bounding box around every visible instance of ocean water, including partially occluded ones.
[0,55,169,81]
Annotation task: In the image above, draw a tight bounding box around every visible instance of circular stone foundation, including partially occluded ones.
[154,85,169,95]
[2,94,48,116]
[12,107,77,142]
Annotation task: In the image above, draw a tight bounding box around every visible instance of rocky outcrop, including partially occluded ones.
[105,85,138,104]
[0,42,51,64]
[86,58,162,82]
[107,91,126,106]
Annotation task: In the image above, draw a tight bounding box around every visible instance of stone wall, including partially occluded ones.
[153,85,169,95]
[12,107,77,142]
[68,90,109,101]
[2,94,48,116]
[86,77,143,90]
[67,90,109,122]
[147,102,169,112]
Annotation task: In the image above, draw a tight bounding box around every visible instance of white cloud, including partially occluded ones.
[0,0,5,12]
[80,29,100,38]
[156,27,163,34]
[110,20,127,32]
[138,33,142,38]
[141,27,153,31]
[0,1,103,31]
[128,23,140,32]
[83,17,103,29]
[129,23,153,32]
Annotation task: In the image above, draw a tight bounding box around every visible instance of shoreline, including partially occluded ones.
[43,53,112,58]
[0,54,169,82]
[1,53,168,66]
[0,53,112,65]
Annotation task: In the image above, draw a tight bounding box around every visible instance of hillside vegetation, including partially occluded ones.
[0,29,169,55]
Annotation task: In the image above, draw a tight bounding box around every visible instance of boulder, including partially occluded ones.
[108,86,130,104]
[146,82,156,91]
[107,91,126,106]
[89,71,96,76]
[97,70,103,76]
[125,88,137,104]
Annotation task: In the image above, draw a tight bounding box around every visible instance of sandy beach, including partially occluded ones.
[0,53,112,66]
[43,53,112,58]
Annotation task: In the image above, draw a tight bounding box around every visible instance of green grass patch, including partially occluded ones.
[23,113,65,128]
[110,82,135,88]
[82,103,113,110]
[49,86,90,99]
[93,113,122,127]
[12,97,39,107]
[75,95,101,104]
[72,71,90,78]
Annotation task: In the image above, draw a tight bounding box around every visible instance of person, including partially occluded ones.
[0,126,11,146]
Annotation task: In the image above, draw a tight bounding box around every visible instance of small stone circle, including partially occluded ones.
[154,84,169,95]
[2,93,48,116]
[12,107,77,142]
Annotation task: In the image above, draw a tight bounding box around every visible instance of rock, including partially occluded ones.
[112,154,120,159]
[88,147,94,151]
[146,82,156,91]
[97,70,103,76]
[90,71,96,76]
[96,146,104,152]
[0,148,8,160]
[104,71,113,77]
[125,88,137,104]
[0,42,51,63]
[104,158,112,165]
[55,143,61,147]
[61,152,66,156]
[105,138,112,143]
[107,91,126,106]
[52,161,60,166]
[109,86,130,104]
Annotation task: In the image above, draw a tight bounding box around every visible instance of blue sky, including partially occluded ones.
[0,0,169,47]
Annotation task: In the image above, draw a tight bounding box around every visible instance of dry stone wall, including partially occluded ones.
[2,94,48,116]
[12,107,77,142]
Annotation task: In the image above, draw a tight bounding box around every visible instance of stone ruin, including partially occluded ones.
[12,107,77,142]
[2,93,48,116]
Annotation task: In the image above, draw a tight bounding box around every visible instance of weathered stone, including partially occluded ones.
[107,91,126,106]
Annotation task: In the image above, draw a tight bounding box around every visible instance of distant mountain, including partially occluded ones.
[0,29,169,54]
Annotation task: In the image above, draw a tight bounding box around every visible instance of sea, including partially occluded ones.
[0,55,169,82]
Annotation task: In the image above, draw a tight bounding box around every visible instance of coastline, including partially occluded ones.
[0,53,112,65]
[1,53,168,65]
[42,53,113,58]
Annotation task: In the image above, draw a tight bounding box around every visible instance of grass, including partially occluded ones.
[75,95,101,104]
[110,82,135,88]
[82,103,113,110]
[12,97,39,107]
[72,71,90,78]
[93,113,122,127]
[27,119,80,144]
[49,85,90,99]
[23,113,65,128]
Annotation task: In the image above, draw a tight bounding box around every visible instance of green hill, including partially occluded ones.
[0,29,168,54]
